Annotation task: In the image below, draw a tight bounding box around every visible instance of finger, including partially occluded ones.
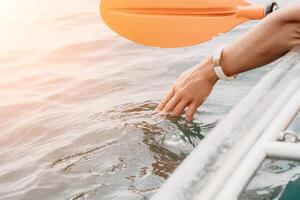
[172,100,190,117]
[156,89,175,111]
[162,95,181,113]
[185,102,201,121]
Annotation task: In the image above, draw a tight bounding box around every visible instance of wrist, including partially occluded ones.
[196,56,218,84]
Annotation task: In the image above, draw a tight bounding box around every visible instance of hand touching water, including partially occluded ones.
[157,3,300,121]
[157,57,218,121]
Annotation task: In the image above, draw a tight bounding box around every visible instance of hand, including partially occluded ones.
[157,57,218,121]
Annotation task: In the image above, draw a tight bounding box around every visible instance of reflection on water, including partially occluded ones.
[0,0,297,199]
[240,159,300,200]
[50,101,213,199]
[1,0,224,198]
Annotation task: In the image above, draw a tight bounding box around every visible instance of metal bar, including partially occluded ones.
[195,80,300,200]
[267,142,300,160]
[214,88,300,200]
[151,48,300,200]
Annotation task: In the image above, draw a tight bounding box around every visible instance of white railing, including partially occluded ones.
[215,88,300,200]
[152,47,300,200]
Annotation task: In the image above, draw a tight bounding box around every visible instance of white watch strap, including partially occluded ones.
[213,45,236,81]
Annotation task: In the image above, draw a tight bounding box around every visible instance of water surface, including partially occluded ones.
[0,0,298,199]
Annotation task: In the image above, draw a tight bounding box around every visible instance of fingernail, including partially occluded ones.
[186,117,192,122]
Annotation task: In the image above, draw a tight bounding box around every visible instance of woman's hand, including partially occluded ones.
[157,57,218,121]
[157,2,300,122]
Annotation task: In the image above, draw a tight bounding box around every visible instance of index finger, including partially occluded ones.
[156,88,174,111]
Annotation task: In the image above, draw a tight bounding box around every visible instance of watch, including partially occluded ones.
[213,45,237,81]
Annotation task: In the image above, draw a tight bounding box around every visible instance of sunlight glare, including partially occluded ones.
[0,0,20,25]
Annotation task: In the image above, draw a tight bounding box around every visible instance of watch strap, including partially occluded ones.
[213,45,237,81]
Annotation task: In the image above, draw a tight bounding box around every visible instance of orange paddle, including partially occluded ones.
[100,0,278,48]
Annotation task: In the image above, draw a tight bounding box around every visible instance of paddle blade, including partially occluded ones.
[100,0,264,48]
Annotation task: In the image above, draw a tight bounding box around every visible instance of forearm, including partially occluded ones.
[221,3,300,76]
[157,3,300,121]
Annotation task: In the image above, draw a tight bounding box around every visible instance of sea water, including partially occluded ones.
[0,0,298,199]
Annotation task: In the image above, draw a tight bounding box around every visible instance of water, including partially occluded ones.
[0,0,298,199]
[240,159,300,200]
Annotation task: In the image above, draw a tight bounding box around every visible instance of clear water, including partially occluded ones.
[0,0,298,199]
[240,159,300,200]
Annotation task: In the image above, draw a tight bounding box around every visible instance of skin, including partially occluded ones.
[157,3,300,121]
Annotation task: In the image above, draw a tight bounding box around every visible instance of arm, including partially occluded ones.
[157,3,300,121]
